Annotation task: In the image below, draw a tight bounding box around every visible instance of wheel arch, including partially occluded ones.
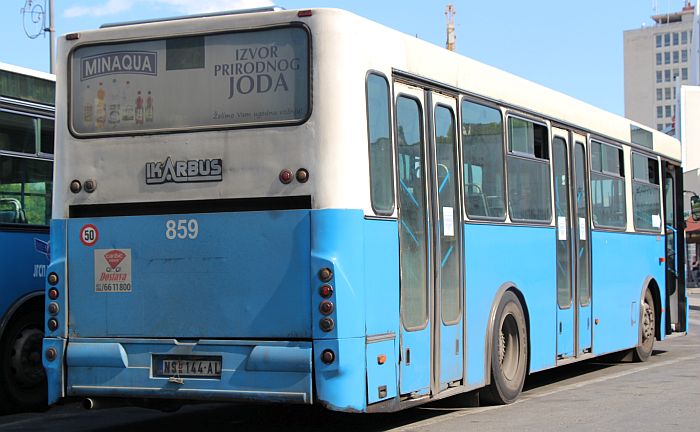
[640,276,662,342]
[483,282,531,386]
[0,292,44,344]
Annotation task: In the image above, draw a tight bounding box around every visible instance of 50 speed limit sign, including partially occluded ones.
[80,224,99,247]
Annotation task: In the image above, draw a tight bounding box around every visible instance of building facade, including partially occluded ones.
[624,2,695,132]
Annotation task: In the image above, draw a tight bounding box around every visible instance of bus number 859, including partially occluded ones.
[165,219,199,240]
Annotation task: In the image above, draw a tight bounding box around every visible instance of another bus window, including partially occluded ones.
[575,143,591,306]
[40,118,54,154]
[461,100,505,219]
[507,117,551,222]
[0,156,52,226]
[553,138,572,308]
[366,73,393,214]
[396,96,428,330]
[591,140,626,229]
[0,111,36,154]
[632,153,661,232]
[435,104,461,324]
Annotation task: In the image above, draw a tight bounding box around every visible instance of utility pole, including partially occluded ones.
[445,4,456,52]
[20,0,55,73]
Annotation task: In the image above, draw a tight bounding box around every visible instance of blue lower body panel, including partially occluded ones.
[65,338,313,404]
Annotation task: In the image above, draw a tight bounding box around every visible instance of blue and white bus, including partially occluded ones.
[0,63,54,413]
[44,8,687,412]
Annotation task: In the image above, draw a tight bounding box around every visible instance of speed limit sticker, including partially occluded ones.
[80,224,99,247]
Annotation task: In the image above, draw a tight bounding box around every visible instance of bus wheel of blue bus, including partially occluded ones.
[0,312,47,412]
[482,291,528,405]
[633,290,655,362]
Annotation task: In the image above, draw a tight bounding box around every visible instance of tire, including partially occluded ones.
[633,289,655,362]
[0,311,47,413]
[481,291,528,405]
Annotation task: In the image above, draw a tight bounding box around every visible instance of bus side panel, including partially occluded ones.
[363,218,399,405]
[464,224,556,388]
[591,231,666,355]
[0,229,49,320]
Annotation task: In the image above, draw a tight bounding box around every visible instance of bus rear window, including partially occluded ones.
[70,26,309,136]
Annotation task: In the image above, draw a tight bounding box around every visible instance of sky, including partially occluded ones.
[0,0,693,116]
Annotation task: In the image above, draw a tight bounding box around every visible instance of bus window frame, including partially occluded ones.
[365,70,396,217]
[630,150,662,234]
[0,152,53,229]
[504,112,553,225]
[66,22,313,139]
[459,94,508,223]
[589,138,627,231]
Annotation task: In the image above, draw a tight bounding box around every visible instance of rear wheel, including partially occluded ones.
[481,291,528,405]
[0,312,47,413]
[633,289,655,362]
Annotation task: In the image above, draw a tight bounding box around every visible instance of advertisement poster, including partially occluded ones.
[71,27,309,134]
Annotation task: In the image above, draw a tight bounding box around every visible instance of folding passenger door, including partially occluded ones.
[552,128,592,360]
[394,81,464,397]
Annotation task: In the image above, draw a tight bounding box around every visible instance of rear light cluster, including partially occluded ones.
[317,267,336,364]
[46,272,60,344]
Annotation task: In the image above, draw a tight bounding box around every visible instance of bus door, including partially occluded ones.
[663,162,686,333]
[394,82,464,397]
[552,129,592,359]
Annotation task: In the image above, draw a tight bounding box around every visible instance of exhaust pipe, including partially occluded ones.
[82,398,128,410]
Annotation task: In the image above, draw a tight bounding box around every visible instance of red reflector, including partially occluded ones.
[659,257,666,263]
[319,284,333,298]
[297,10,313,17]
[279,169,293,184]
[48,288,59,300]
[377,354,386,365]
[66,33,80,40]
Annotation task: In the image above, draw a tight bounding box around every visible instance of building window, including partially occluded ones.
[674,86,677,99]
[632,153,661,232]
[656,71,663,83]
[673,68,679,79]
[657,124,664,131]
[664,51,670,64]
[673,32,679,45]
[664,32,670,47]
[656,52,662,66]
[682,49,688,63]
[665,105,672,118]
[462,100,506,220]
[682,31,688,45]
[657,106,663,118]
[507,117,551,223]
[673,51,679,64]
[665,69,671,82]
[657,88,663,101]
[591,140,626,229]
[665,87,671,100]
[682,68,688,81]
[656,34,663,48]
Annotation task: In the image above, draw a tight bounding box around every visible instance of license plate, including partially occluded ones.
[153,355,222,378]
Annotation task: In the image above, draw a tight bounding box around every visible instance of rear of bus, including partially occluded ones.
[43,9,392,412]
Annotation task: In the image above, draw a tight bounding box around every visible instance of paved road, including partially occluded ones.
[1,292,699,431]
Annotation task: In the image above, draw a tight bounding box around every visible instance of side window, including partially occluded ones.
[366,73,394,214]
[0,156,53,226]
[461,100,505,219]
[507,117,551,222]
[632,153,661,232]
[590,140,626,229]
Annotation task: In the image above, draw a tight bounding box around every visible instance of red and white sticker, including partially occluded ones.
[94,249,132,293]
[80,224,99,247]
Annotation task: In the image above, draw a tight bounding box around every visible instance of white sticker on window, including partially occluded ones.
[652,214,661,228]
[558,216,567,241]
[94,249,132,293]
[579,217,587,241]
[443,207,454,237]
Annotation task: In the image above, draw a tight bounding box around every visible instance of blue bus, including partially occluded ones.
[44,8,686,412]
[0,63,54,413]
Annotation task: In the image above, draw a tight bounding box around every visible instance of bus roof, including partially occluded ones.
[0,62,55,82]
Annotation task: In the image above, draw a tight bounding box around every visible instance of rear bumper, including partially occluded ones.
[63,338,313,404]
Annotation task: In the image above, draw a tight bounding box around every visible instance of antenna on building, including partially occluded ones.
[445,4,456,52]
[19,0,54,73]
